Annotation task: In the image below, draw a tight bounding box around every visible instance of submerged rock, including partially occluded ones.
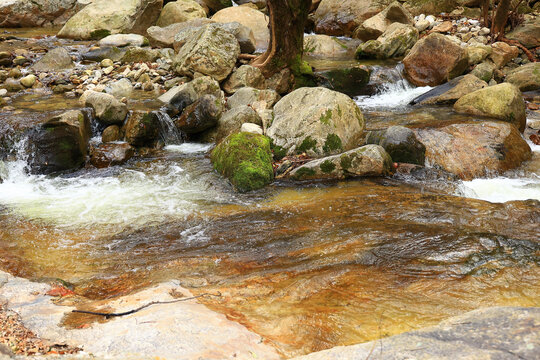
[173,24,240,81]
[414,121,532,180]
[289,144,393,181]
[210,132,274,192]
[82,47,126,62]
[403,33,468,86]
[267,87,364,158]
[454,83,526,132]
[82,90,128,126]
[102,125,122,143]
[104,78,133,99]
[31,47,74,72]
[27,110,90,175]
[90,142,135,168]
[57,0,162,40]
[314,65,371,97]
[366,126,425,165]
[293,307,540,360]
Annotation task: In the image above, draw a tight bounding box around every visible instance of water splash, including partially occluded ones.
[154,110,184,145]
[355,63,432,109]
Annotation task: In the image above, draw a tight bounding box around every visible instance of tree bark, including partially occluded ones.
[481,0,490,27]
[491,0,512,41]
[251,0,312,78]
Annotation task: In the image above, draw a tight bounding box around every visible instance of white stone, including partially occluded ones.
[240,122,263,135]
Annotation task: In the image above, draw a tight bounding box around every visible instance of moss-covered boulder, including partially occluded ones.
[210,132,274,192]
[356,23,418,59]
[505,63,540,92]
[289,144,393,181]
[57,0,162,40]
[267,87,365,158]
[454,83,526,132]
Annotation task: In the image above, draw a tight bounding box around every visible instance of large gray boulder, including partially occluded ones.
[147,19,213,48]
[27,110,91,175]
[155,0,206,27]
[414,121,531,180]
[227,87,280,110]
[454,83,526,132]
[159,76,223,112]
[353,1,413,41]
[293,307,540,360]
[173,22,255,54]
[173,24,240,81]
[0,0,89,27]
[82,90,128,125]
[57,0,163,40]
[31,47,74,72]
[222,65,265,94]
[267,87,365,158]
[289,145,393,181]
[356,23,418,59]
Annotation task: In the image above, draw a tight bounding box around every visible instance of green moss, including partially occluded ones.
[90,29,111,40]
[211,132,274,192]
[320,160,336,173]
[332,37,349,50]
[297,136,317,154]
[293,166,316,180]
[290,55,316,89]
[340,154,352,170]
[270,140,287,161]
[319,109,332,126]
[322,134,343,154]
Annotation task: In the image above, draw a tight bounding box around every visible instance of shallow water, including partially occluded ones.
[0,28,539,358]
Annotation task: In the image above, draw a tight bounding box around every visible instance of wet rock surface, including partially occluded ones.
[293,307,540,360]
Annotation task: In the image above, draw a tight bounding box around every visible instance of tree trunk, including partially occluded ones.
[481,0,490,27]
[491,0,512,40]
[251,0,312,78]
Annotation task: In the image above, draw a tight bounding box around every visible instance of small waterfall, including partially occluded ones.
[355,63,432,109]
[154,110,185,146]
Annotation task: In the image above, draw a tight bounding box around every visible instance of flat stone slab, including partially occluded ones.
[292,306,539,360]
[0,271,280,359]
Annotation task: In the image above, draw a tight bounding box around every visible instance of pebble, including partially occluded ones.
[479,27,490,36]
[101,58,114,68]
[0,89,7,97]
[8,68,22,79]
[19,74,36,88]
[103,66,114,75]
[12,56,29,66]
[458,27,469,33]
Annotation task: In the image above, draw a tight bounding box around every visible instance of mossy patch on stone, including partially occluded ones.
[297,136,318,154]
[90,29,111,40]
[322,133,343,153]
[340,154,352,171]
[211,132,274,192]
[320,160,336,173]
[319,109,332,126]
[292,166,316,180]
[270,140,287,161]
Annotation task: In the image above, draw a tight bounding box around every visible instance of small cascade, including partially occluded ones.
[355,63,432,109]
[154,109,185,146]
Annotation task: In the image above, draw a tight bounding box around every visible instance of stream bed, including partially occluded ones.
[0,29,539,358]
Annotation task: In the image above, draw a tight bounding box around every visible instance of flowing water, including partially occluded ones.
[0,31,539,358]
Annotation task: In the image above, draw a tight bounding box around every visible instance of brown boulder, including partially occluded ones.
[90,142,135,168]
[313,0,382,36]
[413,121,531,180]
[403,33,468,86]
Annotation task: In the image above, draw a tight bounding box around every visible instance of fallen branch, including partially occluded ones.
[71,292,221,319]
[238,54,257,60]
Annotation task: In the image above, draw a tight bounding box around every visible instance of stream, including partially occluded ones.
[0,29,539,358]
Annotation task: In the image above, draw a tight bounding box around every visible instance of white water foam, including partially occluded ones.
[355,64,432,110]
[0,154,232,229]
[164,143,213,154]
[458,140,540,203]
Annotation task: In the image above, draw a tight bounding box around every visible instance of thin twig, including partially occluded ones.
[71,292,221,319]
